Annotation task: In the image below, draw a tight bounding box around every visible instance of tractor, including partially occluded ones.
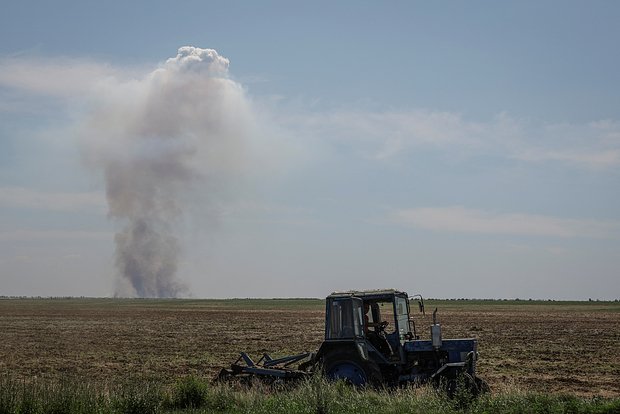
[217,289,487,394]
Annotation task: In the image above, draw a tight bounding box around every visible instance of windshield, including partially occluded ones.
[395,296,409,338]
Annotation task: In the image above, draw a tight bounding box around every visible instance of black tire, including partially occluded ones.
[322,351,382,387]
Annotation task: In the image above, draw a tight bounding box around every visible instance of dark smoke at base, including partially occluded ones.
[114,218,185,298]
[103,140,194,298]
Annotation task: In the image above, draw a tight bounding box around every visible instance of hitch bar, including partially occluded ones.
[217,352,313,381]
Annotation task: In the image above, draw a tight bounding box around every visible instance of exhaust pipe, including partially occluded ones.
[431,308,442,349]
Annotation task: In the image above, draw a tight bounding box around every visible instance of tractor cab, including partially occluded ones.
[322,289,416,366]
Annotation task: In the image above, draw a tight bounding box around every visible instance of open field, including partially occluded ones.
[1,297,619,398]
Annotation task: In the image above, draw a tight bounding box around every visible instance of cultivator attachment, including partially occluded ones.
[216,352,315,384]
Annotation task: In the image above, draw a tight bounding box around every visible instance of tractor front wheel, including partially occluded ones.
[323,352,382,387]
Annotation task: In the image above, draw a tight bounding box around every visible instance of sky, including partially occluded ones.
[1,1,619,300]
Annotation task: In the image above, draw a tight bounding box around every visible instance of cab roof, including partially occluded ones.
[327,289,408,299]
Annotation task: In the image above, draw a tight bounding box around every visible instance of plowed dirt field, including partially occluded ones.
[1,298,618,396]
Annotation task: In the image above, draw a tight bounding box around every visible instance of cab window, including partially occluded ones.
[327,298,364,339]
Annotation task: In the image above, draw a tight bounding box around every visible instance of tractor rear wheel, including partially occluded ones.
[323,351,382,387]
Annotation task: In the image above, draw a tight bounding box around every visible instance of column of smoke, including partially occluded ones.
[82,46,253,297]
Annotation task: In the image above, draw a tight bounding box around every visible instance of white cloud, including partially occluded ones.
[516,148,620,168]
[280,109,476,160]
[0,57,132,98]
[391,206,620,239]
[280,109,620,169]
[0,229,112,242]
[163,46,230,75]
[0,187,106,212]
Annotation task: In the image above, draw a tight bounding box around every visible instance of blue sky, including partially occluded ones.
[1,1,619,299]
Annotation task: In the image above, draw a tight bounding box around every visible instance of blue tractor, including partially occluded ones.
[218,289,487,394]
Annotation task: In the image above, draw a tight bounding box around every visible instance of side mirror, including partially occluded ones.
[410,294,425,316]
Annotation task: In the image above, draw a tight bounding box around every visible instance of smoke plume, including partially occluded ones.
[82,46,253,297]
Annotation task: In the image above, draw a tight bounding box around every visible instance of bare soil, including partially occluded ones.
[0,298,618,396]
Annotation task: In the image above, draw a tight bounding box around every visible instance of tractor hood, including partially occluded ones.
[405,338,478,364]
